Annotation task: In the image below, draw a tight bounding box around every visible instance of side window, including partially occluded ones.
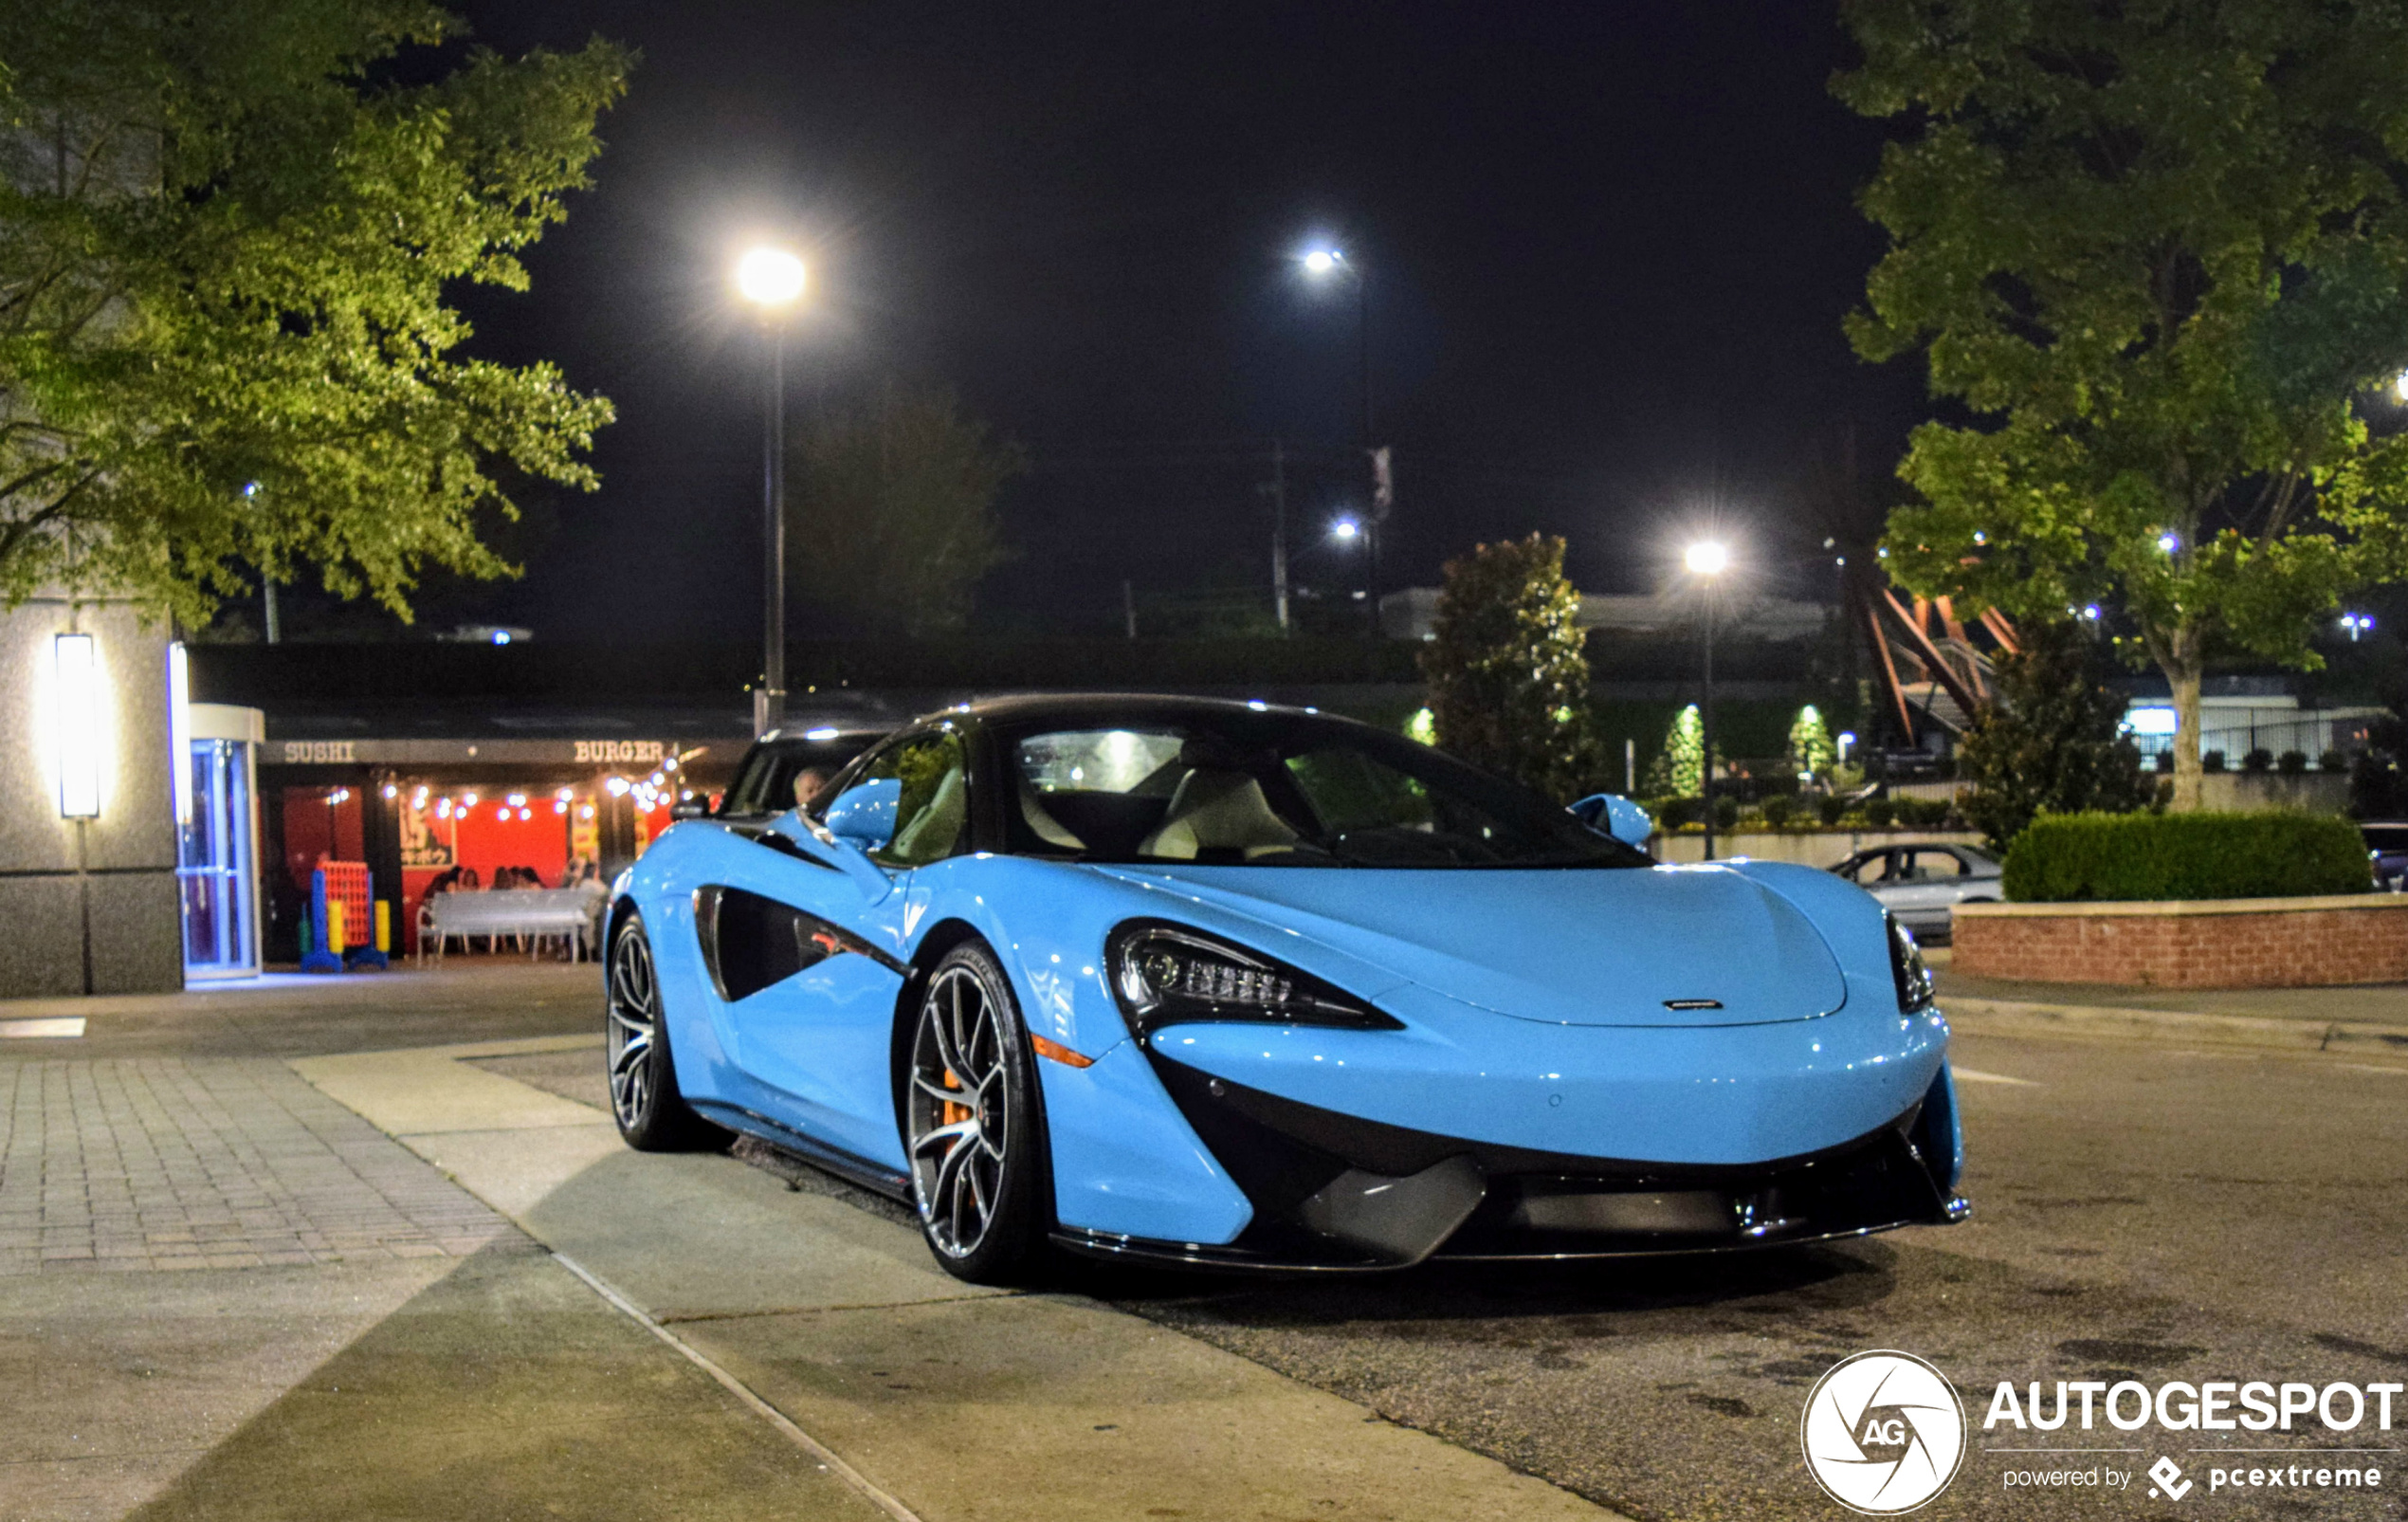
[1903,849,1967,880]
[1842,853,1885,885]
[721,750,773,816]
[843,730,971,868]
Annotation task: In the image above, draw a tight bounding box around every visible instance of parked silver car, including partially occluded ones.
[1831,842,2003,944]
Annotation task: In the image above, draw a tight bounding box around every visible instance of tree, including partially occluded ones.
[787,383,1022,637]
[1838,1,2408,809]
[1657,705,1705,798]
[1958,619,2152,849]
[1419,533,1598,799]
[0,3,628,622]
[1788,704,1837,781]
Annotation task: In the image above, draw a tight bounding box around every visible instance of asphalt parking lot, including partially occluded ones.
[3,963,2403,1521]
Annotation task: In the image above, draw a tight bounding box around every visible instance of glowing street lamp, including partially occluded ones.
[2342,612,2376,642]
[1685,541,1730,860]
[1300,241,1379,630]
[736,248,807,307]
[737,245,808,736]
[1330,516,1361,541]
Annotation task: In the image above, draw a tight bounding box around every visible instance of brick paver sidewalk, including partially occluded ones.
[0,1058,519,1274]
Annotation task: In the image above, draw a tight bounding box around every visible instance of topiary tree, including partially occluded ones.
[1659,705,1705,798]
[1788,705,1838,781]
[1420,533,1599,799]
[1958,619,2151,850]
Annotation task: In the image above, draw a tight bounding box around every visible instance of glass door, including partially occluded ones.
[179,738,258,978]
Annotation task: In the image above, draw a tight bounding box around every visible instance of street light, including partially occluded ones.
[1301,243,1379,628]
[2342,612,2376,642]
[1330,516,1360,541]
[1685,541,1729,861]
[737,246,808,736]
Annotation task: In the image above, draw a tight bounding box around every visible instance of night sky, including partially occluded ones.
[442,1,1925,642]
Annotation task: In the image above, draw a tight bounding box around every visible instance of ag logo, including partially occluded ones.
[1800,1350,1967,1514]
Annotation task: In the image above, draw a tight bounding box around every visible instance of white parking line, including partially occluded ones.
[1951,1065,2036,1086]
[0,1018,84,1038]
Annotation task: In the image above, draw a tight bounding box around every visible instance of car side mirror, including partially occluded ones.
[1570,793,1654,849]
[821,777,901,852]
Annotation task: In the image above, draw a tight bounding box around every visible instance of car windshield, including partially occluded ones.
[2363,826,2408,853]
[1002,713,1651,869]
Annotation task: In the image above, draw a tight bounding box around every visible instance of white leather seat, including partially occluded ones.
[1137,770,1300,860]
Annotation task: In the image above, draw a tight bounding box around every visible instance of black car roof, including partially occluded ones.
[753,727,885,747]
[904,691,1363,729]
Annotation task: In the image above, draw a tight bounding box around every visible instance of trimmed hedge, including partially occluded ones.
[2002,811,2372,903]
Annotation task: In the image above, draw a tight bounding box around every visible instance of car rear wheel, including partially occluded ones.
[903,942,1049,1283]
[607,912,729,1152]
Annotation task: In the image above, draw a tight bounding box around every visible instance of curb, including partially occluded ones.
[1943,997,2408,1056]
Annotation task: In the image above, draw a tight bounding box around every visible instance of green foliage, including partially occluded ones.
[1659,705,1704,798]
[790,383,1023,637]
[1837,2,2408,789]
[0,2,628,620]
[2002,812,2371,902]
[1403,706,1437,745]
[1419,533,1600,799]
[1711,795,1739,830]
[1958,619,2150,848]
[1760,794,1797,829]
[1818,794,1850,827]
[1787,705,1837,780]
[1865,797,1898,829]
[2277,750,2309,776]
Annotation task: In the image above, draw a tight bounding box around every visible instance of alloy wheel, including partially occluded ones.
[607,923,658,1131]
[906,963,1011,1258]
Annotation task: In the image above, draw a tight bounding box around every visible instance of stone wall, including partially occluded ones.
[0,595,182,998]
[1652,830,1987,871]
[1953,895,2408,988]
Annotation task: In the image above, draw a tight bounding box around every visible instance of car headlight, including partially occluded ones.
[1888,912,1934,1013]
[1105,919,1401,1038]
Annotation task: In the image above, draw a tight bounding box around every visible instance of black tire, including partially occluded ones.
[902,941,1051,1284]
[606,912,730,1152]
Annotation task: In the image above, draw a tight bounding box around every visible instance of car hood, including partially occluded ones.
[1094,863,1848,1027]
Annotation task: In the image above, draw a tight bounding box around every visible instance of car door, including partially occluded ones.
[715,726,973,1167]
[1884,847,1969,935]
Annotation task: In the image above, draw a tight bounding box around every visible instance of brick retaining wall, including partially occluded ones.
[1953,895,2408,988]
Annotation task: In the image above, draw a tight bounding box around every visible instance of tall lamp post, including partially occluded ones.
[1302,247,1381,631]
[737,247,807,737]
[1686,540,1728,860]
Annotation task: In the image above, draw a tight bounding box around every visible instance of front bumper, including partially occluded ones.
[1053,1054,1967,1272]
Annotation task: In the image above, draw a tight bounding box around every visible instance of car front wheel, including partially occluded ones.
[606,912,729,1152]
[903,942,1049,1283]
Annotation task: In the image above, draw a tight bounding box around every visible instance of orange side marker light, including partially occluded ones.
[1030,1035,1094,1069]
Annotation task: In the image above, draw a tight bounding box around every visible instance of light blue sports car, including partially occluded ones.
[603,694,1965,1283]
